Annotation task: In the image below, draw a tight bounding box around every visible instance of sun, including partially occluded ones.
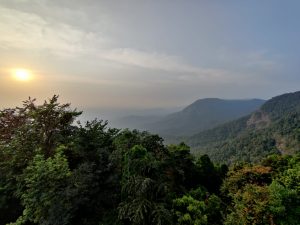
[13,69,32,81]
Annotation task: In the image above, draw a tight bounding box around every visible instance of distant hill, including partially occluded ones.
[186,91,300,163]
[145,98,265,136]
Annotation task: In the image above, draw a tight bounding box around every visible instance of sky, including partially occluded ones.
[0,0,300,119]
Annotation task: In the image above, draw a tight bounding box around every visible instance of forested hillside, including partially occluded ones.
[0,96,299,225]
[115,98,264,137]
[187,91,300,163]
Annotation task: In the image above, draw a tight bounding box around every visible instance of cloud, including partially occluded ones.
[0,3,282,87]
[98,48,213,74]
[0,4,230,78]
[102,48,198,72]
[0,6,108,58]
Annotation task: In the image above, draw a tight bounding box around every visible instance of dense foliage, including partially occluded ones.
[0,96,299,225]
[187,91,300,163]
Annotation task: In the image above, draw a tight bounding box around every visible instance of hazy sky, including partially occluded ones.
[1,0,300,114]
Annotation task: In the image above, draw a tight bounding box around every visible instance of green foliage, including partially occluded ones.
[1,96,299,225]
[165,143,199,193]
[268,181,300,225]
[173,188,224,225]
[260,91,300,119]
[118,145,172,225]
[223,154,300,225]
[188,91,300,164]
[278,160,300,192]
[222,165,272,195]
[196,154,228,193]
[0,96,81,224]
[0,96,120,225]
[13,150,72,225]
[173,195,207,225]
[118,175,172,225]
[224,184,271,225]
[224,179,300,225]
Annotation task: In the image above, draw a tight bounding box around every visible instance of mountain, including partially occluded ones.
[145,98,265,136]
[186,91,300,163]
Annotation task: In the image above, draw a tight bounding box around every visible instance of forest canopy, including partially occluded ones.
[0,96,299,225]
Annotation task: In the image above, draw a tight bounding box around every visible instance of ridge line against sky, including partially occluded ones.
[0,0,299,112]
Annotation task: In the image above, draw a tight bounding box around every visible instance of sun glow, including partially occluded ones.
[13,69,32,81]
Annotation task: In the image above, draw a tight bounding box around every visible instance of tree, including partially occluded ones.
[268,181,300,225]
[173,195,207,225]
[196,154,228,193]
[0,96,81,224]
[165,143,199,193]
[222,165,272,196]
[0,95,81,179]
[223,155,300,225]
[1,96,120,225]
[173,187,224,225]
[118,145,172,225]
[224,184,271,225]
[12,149,72,225]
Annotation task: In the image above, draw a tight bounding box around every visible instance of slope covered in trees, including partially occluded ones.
[114,98,265,137]
[0,96,299,225]
[187,91,300,163]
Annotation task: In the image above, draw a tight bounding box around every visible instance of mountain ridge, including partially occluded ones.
[186,91,300,163]
[114,98,265,137]
[150,98,265,136]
